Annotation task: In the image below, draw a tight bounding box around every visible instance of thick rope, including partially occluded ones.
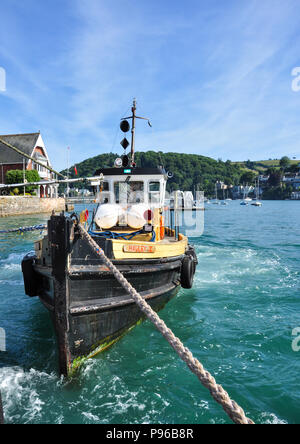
[0,224,47,234]
[78,224,254,425]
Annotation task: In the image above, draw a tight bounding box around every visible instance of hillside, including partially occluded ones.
[61,151,244,197]
[234,159,300,173]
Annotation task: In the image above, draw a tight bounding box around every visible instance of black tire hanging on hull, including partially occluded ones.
[22,252,40,297]
[180,255,195,289]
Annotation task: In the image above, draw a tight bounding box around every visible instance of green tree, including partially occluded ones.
[246,159,255,169]
[262,184,293,200]
[289,163,300,173]
[267,169,282,187]
[6,169,41,194]
[279,156,291,170]
[240,171,256,184]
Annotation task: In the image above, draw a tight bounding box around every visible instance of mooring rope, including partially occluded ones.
[78,223,254,425]
[0,224,47,234]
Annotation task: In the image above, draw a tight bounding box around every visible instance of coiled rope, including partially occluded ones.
[78,223,254,425]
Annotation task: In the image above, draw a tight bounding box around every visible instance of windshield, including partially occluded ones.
[148,181,161,204]
[114,181,144,204]
[96,181,110,203]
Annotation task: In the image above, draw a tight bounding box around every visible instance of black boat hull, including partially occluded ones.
[22,215,196,376]
[34,261,182,376]
[68,284,180,372]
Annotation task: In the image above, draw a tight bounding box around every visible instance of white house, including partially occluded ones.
[0,132,58,197]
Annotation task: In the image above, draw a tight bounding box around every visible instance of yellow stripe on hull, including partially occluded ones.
[112,234,188,260]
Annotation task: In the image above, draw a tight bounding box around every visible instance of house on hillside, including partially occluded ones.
[282,174,300,190]
[291,191,300,200]
[0,132,58,197]
[258,175,270,183]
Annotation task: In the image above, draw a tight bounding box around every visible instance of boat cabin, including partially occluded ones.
[90,167,167,235]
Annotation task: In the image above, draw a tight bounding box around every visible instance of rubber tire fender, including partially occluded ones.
[22,253,39,297]
[180,255,195,289]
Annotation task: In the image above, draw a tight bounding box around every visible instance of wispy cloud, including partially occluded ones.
[1,0,300,170]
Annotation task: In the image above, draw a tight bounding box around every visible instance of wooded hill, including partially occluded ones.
[61,151,245,197]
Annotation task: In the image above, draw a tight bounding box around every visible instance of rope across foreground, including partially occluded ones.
[78,224,254,425]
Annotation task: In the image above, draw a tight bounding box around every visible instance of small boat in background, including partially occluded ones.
[241,185,251,205]
[212,183,220,204]
[251,178,263,206]
[221,189,228,205]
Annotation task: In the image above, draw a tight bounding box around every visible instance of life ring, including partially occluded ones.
[160,215,165,240]
[180,255,195,289]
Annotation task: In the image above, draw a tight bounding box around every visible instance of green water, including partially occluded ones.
[0,201,299,424]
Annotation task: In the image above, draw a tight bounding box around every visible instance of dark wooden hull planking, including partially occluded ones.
[23,215,188,376]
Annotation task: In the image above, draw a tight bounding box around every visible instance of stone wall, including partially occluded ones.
[0,196,65,217]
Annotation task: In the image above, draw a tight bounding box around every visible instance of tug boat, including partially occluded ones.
[22,100,198,377]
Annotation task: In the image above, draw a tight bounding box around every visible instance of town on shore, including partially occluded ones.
[0,132,299,201]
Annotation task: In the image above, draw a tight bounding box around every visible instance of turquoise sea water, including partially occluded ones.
[0,201,299,424]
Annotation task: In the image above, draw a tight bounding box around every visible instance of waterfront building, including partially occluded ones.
[0,132,58,197]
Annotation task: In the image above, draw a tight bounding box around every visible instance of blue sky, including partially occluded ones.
[1,0,300,171]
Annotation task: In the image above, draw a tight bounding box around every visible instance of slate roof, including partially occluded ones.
[0,133,40,164]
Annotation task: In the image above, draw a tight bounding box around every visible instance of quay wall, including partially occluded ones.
[0,196,65,218]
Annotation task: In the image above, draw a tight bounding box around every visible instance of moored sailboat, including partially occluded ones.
[251,178,262,206]
[212,183,220,204]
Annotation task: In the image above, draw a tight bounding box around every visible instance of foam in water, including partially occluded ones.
[260,412,287,424]
[0,367,57,424]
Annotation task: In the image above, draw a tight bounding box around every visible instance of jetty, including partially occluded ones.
[0,196,65,218]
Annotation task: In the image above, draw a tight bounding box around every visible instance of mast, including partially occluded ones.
[120,99,152,168]
[131,99,137,165]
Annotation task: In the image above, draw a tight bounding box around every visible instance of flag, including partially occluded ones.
[74,166,78,175]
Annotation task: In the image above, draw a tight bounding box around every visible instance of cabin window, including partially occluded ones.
[98,181,110,203]
[114,181,144,204]
[101,181,109,191]
[149,181,161,204]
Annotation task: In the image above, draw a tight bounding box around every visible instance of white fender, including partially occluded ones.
[95,204,123,229]
[127,204,149,229]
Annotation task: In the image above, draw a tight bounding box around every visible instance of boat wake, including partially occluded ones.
[0,367,59,424]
